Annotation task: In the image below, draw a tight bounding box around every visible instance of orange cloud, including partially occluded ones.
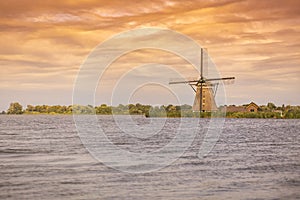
[0,0,299,110]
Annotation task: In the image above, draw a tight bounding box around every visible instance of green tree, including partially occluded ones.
[267,102,276,111]
[7,102,23,114]
[26,105,34,112]
[70,104,93,114]
[128,104,139,114]
[96,104,112,115]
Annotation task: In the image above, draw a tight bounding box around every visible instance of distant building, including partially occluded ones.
[223,102,259,113]
[224,105,245,112]
[245,102,259,112]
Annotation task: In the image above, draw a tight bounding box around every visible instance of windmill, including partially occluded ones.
[169,48,235,112]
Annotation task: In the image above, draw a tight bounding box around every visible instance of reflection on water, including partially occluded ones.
[0,115,299,199]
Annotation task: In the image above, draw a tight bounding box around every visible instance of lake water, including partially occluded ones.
[0,115,299,199]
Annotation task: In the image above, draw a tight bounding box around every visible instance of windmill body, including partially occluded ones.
[193,85,217,112]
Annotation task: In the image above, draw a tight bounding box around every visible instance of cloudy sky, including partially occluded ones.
[0,0,299,111]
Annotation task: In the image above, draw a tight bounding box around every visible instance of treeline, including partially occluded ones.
[226,112,283,118]
[225,103,300,119]
[3,102,208,117]
[3,102,300,119]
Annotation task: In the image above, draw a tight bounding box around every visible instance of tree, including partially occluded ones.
[7,102,23,114]
[267,102,276,111]
[26,105,35,112]
[95,104,112,115]
[181,104,192,110]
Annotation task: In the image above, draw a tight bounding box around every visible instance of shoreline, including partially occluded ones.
[1,113,299,119]
[3,102,300,119]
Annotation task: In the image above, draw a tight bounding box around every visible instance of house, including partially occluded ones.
[223,102,259,113]
[245,102,259,112]
[225,105,245,112]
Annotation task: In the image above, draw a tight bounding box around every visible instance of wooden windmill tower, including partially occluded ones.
[169,48,235,112]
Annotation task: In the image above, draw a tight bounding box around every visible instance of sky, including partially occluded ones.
[0,0,300,111]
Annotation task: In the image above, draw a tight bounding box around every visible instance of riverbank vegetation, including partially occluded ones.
[2,102,300,119]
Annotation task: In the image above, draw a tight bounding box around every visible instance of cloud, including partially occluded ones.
[27,13,82,23]
[0,0,300,110]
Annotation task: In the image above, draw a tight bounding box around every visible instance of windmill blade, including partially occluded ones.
[205,77,235,85]
[205,77,235,82]
[221,78,235,85]
[217,79,235,85]
[169,77,199,84]
[199,82,203,112]
[169,80,191,84]
[202,48,208,79]
[200,48,203,80]
[200,48,208,79]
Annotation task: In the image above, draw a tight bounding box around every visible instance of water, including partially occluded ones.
[0,115,299,199]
